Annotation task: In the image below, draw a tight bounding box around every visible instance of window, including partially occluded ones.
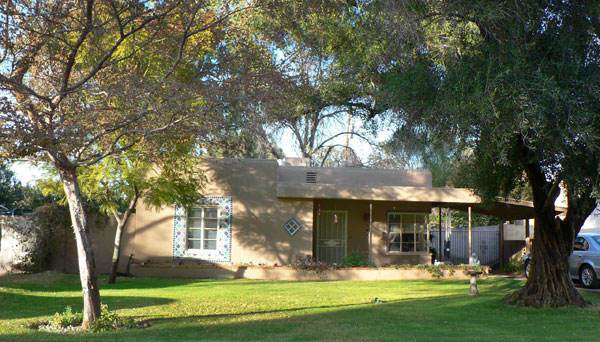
[283,217,302,237]
[187,207,219,250]
[387,212,428,253]
[574,236,589,251]
[173,197,232,262]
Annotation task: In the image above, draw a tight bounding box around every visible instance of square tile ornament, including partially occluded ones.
[172,197,232,262]
[283,217,302,237]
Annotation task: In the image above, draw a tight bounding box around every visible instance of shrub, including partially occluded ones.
[414,264,458,278]
[46,304,136,332]
[341,252,376,267]
[15,204,71,272]
[14,203,107,272]
[502,251,524,274]
[49,306,83,329]
[90,304,137,332]
[293,256,332,273]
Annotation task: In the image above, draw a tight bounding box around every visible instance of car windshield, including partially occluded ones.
[590,236,600,246]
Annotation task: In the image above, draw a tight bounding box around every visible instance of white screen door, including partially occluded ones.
[317,210,347,264]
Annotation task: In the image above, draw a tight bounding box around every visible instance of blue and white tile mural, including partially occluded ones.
[172,197,232,262]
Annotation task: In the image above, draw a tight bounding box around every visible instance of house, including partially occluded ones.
[117,158,539,274]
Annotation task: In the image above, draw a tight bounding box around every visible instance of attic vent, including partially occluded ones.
[306,171,318,183]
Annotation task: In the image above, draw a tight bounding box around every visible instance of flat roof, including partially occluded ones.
[276,182,562,219]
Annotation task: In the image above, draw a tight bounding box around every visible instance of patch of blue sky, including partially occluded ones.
[272,108,395,161]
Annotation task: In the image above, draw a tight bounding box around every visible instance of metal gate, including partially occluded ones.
[430,227,500,266]
[317,211,347,264]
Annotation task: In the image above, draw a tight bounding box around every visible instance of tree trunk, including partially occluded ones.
[504,136,588,307]
[108,192,138,284]
[58,165,102,328]
[503,214,587,307]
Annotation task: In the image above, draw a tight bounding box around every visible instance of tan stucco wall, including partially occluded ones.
[131,159,313,266]
[133,201,175,262]
[51,214,136,274]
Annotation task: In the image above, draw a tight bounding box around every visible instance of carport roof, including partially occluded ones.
[276,182,564,220]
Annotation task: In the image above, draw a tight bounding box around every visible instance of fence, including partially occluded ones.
[430,226,500,266]
[0,216,33,273]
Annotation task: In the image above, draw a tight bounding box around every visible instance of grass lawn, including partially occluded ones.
[0,273,599,341]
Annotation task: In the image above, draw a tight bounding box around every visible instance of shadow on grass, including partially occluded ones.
[137,288,600,342]
[0,292,174,320]
[4,278,600,342]
[0,273,226,292]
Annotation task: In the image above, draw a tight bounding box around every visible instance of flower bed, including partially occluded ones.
[131,263,488,281]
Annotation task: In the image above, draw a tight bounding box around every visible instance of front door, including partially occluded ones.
[317,210,347,264]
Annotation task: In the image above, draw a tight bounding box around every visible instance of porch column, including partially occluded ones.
[499,219,505,267]
[525,219,530,238]
[438,207,442,261]
[368,201,373,264]
[468,206,473,264]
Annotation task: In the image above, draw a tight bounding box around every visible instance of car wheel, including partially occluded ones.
[579,265,599,288]
[524,260,530,278]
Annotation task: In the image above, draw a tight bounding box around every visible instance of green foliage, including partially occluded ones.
[414,264,458,278]
[311,1,599,220]
[14,203,106,273]
[17,184,57,210]
[48,304,136,332]
[0,161,23,208]
[38,144,204,219]
[49,306,83,329]
[14,204,71,272]
[502,251,525,274]
[341,252,375,267]
[429,209,498,231]
[89,304,137,332]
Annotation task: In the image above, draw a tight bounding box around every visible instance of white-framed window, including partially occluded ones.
[387,212,428,253]
[187,207,219,251]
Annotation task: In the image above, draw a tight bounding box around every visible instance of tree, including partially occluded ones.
[39,144,203,284]
[0,161,23,208]
[0,0,256,327]
[353,0,600,307]
[216,1,384,166]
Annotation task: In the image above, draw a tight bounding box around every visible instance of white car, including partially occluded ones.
[568,234,600,288]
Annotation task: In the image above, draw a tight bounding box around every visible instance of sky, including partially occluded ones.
[10,161,47,185]
[273,115,391,163]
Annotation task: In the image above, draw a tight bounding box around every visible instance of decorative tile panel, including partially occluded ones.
[283,217,302,237]
[173,197,232,262]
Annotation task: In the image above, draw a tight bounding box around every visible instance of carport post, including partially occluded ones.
[468,206,473,263]
[368,201,373,263]
[438,207,442,261]
[499,219,505,268]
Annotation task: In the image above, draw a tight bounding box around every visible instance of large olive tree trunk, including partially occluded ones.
[58,165,101,328]
[504,138,595,307]
[504,214,586,307]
